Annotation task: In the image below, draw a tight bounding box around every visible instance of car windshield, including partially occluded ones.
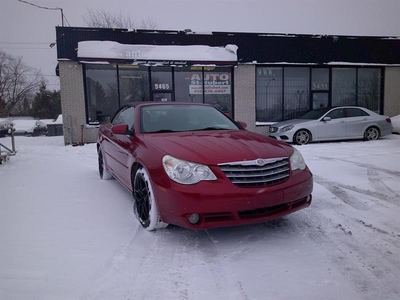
[141,104,240,133]
[299,107,332,120]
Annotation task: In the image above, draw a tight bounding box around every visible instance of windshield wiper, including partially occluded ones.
[195,126,226,131]
[150,129,175,133]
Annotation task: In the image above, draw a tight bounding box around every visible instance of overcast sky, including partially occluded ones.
[1,0,400,90]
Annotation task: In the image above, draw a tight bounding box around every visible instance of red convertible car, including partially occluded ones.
[97,102,313,231]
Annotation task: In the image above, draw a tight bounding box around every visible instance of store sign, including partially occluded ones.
[189,73,231,95]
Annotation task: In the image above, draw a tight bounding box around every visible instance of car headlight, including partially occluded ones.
[280,125,294,132]
[162,155,217,185]
[290,148,306,171]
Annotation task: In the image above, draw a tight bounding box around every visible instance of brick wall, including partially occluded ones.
[234,65,269,135]
[384,67,400,117]
[59,61,98,145]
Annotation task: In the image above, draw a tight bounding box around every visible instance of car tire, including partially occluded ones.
[364,127,379,141]
[294,130,311,145]
[98,146,113,180]
[133,167,169,231]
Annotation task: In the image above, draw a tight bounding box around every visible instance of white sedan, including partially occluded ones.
[268,106,393,145]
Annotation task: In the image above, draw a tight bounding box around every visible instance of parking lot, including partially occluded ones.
[1,135,400,300]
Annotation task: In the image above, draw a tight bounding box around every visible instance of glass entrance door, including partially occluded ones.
[311,68,329,109]
[153,92,172,102]
[312,92,329,109]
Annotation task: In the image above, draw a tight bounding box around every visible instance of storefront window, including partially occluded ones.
[311,68,329,91]
[174,67,203,103]
[84,64,234,123]
[85,65,119,124]
[256,67,283,122]
[204,67,232,115]
[119,65,149,105]
[284,68,310,119]
[174,67,233,115]
[358,68,381,113]
[332,68,356,106]
[256,66,382,122]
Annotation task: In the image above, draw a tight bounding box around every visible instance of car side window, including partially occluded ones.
[345,108,370,117]
[325,109,344,119]
[112,106,135,129]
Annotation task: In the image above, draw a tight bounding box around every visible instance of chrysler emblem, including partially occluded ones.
[256,159,265,166]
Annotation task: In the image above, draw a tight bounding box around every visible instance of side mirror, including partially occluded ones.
[112,124,133,136]
[237,121,247,129]
[322,117,331,122]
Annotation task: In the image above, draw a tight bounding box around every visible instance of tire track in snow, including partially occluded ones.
[291,209,400,300]
[203,230,251,300]
[313,176,369,211]
[295,176,400,299]
[314,175,400,208]
[79,224,143,300]
[366,168,399,200]
[79,225,245,300]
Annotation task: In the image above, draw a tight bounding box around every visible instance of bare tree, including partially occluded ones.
[0,50,43,117]
[83,9,157,29]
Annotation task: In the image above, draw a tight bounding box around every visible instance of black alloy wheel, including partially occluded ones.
[98,149,105,179]
[133,172,151,228]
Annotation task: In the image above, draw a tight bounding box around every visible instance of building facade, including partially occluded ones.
[56,27,400,145]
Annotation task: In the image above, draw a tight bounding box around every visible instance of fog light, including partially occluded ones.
[188,213,200,224]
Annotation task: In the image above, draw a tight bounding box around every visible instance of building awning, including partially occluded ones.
[77,41,238,66]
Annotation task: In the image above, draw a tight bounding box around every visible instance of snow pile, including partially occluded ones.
[0,115,63,136]
[78,41,238,63]
[54,114,63,124]
[7,118,46,134]
[40,115,63,125]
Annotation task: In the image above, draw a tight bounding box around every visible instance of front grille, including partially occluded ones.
[269,127,278,133]
[218,158,290,187]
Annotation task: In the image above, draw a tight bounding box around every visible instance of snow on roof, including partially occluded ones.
[243,61,400,66]
[77,41,238,63]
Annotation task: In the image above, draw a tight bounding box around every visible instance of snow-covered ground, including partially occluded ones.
[0,135,400,300]
[0,116,62,135]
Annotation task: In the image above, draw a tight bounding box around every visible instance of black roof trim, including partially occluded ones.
[56,26,400,65]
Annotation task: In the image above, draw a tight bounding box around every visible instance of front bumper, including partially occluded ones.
[152,169,313,229]
[268,132,293,142]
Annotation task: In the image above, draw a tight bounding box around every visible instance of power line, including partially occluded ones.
[0,42,52,45]
[25,74,59,77]
[0,47,55,50]
[17,0,67,27]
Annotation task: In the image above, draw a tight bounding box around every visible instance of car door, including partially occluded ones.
[318,108,346,140]
[344,108,371,138]
[107,106,135,188]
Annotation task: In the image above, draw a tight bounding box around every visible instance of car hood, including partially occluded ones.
[142,130,293,165]
[271,119,314,128]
